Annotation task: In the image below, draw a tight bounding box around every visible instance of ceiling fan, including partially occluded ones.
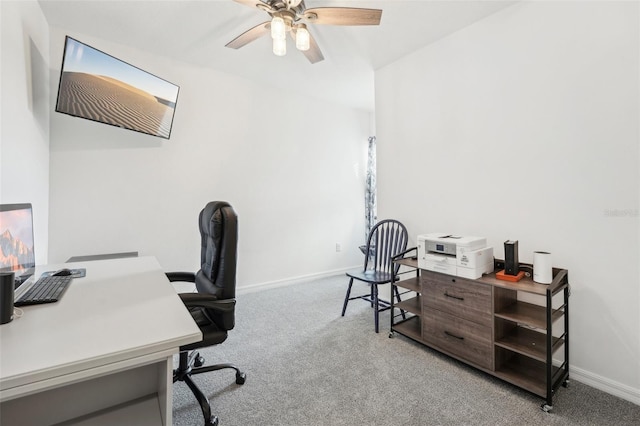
[226,0,383,64]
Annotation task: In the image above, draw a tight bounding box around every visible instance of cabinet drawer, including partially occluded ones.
[422,273,492,324]
[423,309,493,370]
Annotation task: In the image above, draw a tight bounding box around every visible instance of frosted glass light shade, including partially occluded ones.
[273,37,286,56]
[296,26,310,51]
[271,17,286,40]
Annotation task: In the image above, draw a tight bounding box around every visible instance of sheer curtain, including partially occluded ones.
[365,136,377,240]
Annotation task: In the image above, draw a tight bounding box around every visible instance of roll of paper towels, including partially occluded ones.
[533,251,552,284]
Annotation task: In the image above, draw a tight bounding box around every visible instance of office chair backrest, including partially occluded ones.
[363,219,408,275]
[196,201,238,302]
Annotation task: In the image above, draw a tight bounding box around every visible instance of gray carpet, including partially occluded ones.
[172,275,640,425]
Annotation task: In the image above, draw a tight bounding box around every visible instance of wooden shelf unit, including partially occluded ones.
[393,316,422,341]
[494,301,564,330]
[395,295,421,316]
[390,258,421,340]
[494,326,564,362]
[390,258,570,411]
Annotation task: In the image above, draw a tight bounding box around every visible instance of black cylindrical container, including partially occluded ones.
[0,272,15,324]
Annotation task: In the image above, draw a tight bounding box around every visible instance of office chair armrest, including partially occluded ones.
[166,272,196,283]
[179,293,236,313]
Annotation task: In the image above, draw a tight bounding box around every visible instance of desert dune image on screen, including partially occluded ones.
[56,37,179,139]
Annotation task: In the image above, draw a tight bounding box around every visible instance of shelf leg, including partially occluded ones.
[546,288,553,409]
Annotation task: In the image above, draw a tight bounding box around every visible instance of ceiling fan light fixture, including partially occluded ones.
[273,37,287,56]
[228,1,382,64]
[271,16,286,40]
[295,25,310,51]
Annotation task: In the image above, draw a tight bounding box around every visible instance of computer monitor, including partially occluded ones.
[0,203,35,284]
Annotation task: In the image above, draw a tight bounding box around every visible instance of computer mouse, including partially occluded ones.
[53,268,73,276]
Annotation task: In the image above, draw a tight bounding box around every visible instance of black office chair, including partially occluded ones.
[168,201,246,426]
[341,219,408,333]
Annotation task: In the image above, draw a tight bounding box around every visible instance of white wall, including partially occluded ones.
[376,1,639,404]
[47,28,370,288]
[0,1,50,264]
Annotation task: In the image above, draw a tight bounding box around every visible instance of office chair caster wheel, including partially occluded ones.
[236,371,247,385]
[194,355,205,368]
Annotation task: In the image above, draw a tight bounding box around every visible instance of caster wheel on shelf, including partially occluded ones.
[541,404,553,413]
[206,415,219,426]
[388,332,395,338]
[563,379,570,388]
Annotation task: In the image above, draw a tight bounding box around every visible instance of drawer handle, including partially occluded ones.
[444,291,464,301]
[444,331,465,340]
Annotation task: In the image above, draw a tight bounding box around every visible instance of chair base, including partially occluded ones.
[173,351,246,426]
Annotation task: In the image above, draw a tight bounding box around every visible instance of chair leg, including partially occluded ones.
[394,286,406,320]
[174,352,246,426]
[372,283,379,333]
[341,278,354,316]
[394,285,403,303]
[191,363,247,385]
[183,374,219,426]
[370,284,375,308]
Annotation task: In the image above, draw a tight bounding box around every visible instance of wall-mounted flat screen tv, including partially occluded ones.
[55,36,179,139]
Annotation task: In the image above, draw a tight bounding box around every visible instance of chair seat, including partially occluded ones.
[181,306,228,351]
[346,269,394,284]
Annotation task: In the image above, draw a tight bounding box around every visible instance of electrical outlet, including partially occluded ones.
[336,243,342,252]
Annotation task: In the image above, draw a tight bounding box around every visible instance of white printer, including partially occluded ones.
[417,233,494,279]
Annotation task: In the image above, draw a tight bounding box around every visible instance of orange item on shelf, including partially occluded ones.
[496,270,525,282]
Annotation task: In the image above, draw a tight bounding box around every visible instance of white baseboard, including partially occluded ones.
[570,365,640,406]
[236,265,359,295]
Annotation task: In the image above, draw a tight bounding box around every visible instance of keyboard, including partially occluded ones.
[14,275,73,307]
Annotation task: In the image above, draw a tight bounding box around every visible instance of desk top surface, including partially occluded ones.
[0,256,202,395]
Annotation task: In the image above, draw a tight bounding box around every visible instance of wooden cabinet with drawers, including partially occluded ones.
[422,274,494,370]
[390,258,570,412]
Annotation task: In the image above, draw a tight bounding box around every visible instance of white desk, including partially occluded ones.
[0,256,202,425]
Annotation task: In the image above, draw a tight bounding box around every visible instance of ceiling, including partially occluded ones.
[38,0,516,112]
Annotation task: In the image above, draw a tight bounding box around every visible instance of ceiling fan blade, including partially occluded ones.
[303,8,382,26]
[301,31,324,64]
[232,0,273,13]
[225,22,271,49]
